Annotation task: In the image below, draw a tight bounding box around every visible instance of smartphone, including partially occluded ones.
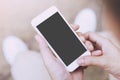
[31,6,91,72]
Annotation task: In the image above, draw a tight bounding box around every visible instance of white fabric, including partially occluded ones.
[74,8,97,33]
[2,36,51,80]
[11,51,51,80]
[2,36,28,66]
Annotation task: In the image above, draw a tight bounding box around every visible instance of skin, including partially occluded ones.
[79,6,120,79]
[77,32,120,80]
[35,25,120,80]
[35,25,84,80]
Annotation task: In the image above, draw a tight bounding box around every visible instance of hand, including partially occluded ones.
[35,25,84,80]
[77,32,120,79]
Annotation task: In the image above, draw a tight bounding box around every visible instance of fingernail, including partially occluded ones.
[71,24,78,26]
[85,43,89,48]
[89,45,93,50]
[86,42,92,50]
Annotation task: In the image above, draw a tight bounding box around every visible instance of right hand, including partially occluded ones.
[77,32,120,79]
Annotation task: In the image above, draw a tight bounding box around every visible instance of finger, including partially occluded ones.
[71,24,79,31]
[77,56,105,68]
[85,41,94,51]
[72,68,84,80]
[91,50,103,56]
[77,32,86,43]
[35,35,56,65]
[84,32,107,46]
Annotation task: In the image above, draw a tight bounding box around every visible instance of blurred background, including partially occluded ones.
[0,0,109,80]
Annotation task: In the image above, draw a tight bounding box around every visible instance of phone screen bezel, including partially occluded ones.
[31,6,91,72]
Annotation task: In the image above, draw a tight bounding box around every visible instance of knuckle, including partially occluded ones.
[83,57,91,66]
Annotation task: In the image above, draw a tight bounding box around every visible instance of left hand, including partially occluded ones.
[35,25,84,80]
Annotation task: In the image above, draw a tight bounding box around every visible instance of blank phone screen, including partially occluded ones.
[37,12,87,66]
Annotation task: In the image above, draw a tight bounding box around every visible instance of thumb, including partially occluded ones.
[77,56,104,68]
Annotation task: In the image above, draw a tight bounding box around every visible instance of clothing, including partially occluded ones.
[11,51,51,80]
[11,31,120,80]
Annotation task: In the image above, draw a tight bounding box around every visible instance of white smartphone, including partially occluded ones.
[31,6,91,72]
